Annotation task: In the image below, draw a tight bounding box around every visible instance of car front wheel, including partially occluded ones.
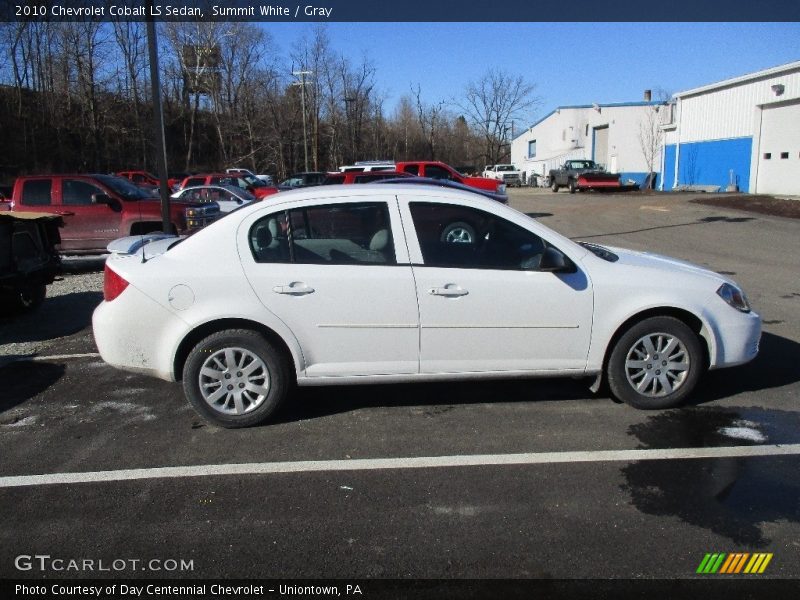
[183,329,290,428]
[606,316,703,409]
[551,180,559,192]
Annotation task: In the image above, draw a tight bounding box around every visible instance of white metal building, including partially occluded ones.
[662,60,800,195]
[511,100,667,187]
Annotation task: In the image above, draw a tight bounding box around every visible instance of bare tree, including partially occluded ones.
[412,84,446,160]
[111,20,148,166]
[638,88,671,187]
[456,69,540,165]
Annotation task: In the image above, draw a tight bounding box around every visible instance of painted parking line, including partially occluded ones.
[2,443,799,489]
[30,352,101,361]
[1,352,101,366]
[640,205,670,212]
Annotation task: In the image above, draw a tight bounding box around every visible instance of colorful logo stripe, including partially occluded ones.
[697,553,773,574]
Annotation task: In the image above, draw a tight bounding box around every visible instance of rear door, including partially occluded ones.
[239,196,420,378]
[15,178,55,215]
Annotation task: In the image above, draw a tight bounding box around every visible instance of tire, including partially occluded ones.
[550,179,559,192]
[182,329,290,428]
[606,316,703,409]
[568,179,577,194]
[441,221,476,244]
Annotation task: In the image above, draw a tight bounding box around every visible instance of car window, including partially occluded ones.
[403,165,419,176]
[185,177,205,188]
[249,202,396,266]
[63,179,104,205]
[21,179,52,206]
[423,165,453,181]
[409,202,546,270]
[249,212,291,263]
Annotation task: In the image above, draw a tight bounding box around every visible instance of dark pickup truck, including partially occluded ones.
[0,212,62,312]
[8,174,219,254]
[549,160,621,193]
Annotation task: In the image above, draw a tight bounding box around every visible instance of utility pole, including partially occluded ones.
[292,70,312,172]
[145,1,171,233]
[344,96,356,164]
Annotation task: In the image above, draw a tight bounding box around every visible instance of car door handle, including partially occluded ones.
[273,282,315,296]
[428,285,468,297]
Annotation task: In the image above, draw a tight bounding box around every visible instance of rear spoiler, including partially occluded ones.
[107,233,183,259]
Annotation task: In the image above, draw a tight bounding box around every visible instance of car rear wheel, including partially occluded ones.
[606,316,703,409]
[183,329,290,428]
[551,180,559,192]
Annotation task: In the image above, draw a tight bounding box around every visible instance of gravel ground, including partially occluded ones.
[0,266,104,363]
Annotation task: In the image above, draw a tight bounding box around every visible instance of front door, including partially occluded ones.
[402,200,593,374]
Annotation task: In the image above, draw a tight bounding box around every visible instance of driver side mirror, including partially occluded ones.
[539,246,576,273]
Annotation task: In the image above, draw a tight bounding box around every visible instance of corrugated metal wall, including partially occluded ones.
[678,68,800,142]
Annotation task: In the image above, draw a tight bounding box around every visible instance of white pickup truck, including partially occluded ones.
[482,164,522,187]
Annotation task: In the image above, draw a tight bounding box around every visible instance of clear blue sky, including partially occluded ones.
[262,22,800,127]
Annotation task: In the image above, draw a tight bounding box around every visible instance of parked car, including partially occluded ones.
[172,185,256,213]
[549,160,621,193]
[277,172,328,190]
[179,173,279,200]
[337,162,396,173]
[483,164,523,187]
[322,171,412,185]
[93,182,761,428]
[0,211,62,312]
[226,168,273,186]
[395,161,507,199]
[376,176,508,204]
[8,174,219,254]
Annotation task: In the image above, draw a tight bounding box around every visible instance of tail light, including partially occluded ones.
[103,263,129,301]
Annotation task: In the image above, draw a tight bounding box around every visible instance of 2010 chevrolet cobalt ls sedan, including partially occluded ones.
[93,184,761,427]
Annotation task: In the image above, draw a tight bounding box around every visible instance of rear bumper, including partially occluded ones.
[93,284,184,381]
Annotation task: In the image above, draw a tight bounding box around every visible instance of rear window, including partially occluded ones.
[21,180,52,206]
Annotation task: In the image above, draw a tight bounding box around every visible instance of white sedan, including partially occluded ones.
[171,184,256,213]
[93,184,761,428]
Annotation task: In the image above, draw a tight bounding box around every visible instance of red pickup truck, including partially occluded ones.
[395,161,508,198]
[8,174,218,254]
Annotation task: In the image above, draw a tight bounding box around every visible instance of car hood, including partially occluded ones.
[602,245,732,285]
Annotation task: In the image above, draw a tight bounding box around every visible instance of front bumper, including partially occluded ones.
[708,309,761,369]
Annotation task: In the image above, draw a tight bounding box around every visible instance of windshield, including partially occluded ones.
[95,175,153,200]
[497,165,515,171]
[241,174,266,187]
[219,184,256,201]
[567,161,597,170]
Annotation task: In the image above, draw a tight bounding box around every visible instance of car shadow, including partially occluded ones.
[690,331,800,404]
[275,376,593,424]
[0,291,102,345]
[0,361,65,416]
[275,331,797,424]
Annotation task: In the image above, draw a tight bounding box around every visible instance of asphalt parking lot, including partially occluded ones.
[1,190,799,592]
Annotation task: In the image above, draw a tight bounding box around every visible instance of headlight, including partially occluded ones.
[717,283,751,313]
